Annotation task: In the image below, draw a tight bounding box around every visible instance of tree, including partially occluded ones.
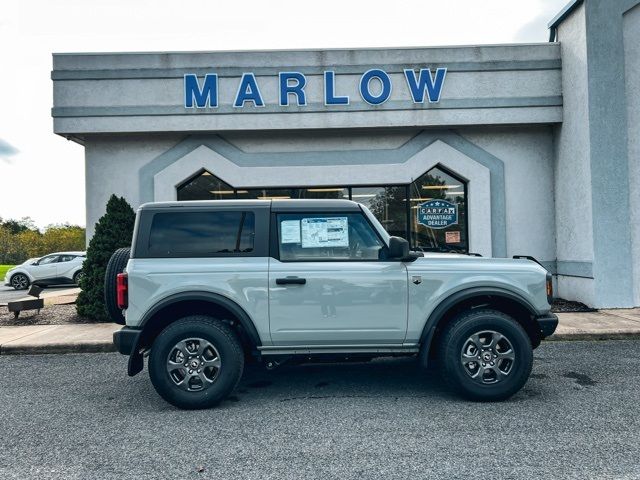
[76,195,135,321]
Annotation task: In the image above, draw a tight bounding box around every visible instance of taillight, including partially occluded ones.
[546,273,553,304]
[116,273,128,309]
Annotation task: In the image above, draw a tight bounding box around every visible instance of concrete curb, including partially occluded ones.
[548,332,640,341]
[1,341,116,355]
[0,323,119,355]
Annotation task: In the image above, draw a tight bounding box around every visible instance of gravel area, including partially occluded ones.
[0,303,95,327]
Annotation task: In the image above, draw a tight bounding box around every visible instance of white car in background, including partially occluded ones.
[3,252,86,290]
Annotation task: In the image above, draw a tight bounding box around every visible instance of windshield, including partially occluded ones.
[360,204,391,245]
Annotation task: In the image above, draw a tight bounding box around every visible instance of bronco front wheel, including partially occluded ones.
[438,309,533,401]
[148,315,244,409]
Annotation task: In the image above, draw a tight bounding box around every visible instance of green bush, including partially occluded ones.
[76,195,135,321]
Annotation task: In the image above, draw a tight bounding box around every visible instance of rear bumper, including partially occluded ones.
[536,313,559,339]
[113,327,141,355]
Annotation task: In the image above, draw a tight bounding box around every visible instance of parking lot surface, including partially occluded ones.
[0,285,73,305]
[0,340,638,479]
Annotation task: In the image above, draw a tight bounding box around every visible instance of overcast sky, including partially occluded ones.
[0,0,567,229]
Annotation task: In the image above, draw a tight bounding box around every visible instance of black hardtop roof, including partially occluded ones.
[139,199,362,212]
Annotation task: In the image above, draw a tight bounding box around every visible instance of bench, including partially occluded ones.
[7,285,45,319]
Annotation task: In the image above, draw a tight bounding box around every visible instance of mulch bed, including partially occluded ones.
[0,304,95,327]
[551,298,597,313]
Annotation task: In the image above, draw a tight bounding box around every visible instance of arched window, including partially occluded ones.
[177,170,235,201]
[409,166,468,253]
[176,166,469,253]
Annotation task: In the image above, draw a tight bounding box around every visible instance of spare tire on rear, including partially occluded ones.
[104,247,131,325]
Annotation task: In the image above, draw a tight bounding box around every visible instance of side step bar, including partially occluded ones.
[258,344,420,356]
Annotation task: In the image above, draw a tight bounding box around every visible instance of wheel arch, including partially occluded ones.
[10,269,33,282]
[418,287,542,366]
[130,292,262,374]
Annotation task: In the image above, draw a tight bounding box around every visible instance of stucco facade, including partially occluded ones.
[51,0,640,308]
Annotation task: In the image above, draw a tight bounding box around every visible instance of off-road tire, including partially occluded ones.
[437,308,533,401]
[104,247,131,325]
[149,316,244,410]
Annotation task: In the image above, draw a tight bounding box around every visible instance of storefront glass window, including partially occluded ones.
[409,166,468,253]
[293,187,349,200]
[241,188,295,200]
[176,167,468,253]
[176,170,235,201]
[351,186,407,238]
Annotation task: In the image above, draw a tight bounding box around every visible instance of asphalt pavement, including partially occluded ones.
[0,340,638,479]
[0,285,74,305]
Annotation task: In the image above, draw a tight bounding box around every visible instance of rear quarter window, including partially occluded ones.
[147,211,255,257]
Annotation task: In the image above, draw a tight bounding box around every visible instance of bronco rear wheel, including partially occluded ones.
[437,309,533,401]
[149,315,244,410]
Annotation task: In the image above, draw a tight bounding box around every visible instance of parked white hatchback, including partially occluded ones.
[3,252,86,290]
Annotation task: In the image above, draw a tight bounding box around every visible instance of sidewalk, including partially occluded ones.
[550,308,640,341]
[0,309,639,355]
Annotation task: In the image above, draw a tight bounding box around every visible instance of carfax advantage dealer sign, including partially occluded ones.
[417,200,458,229]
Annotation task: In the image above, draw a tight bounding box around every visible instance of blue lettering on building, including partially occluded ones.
[324,71,350,105]
[234,73,265,108]
[184,67,447,109]
[404,68,447,103]
[279,72,307,106]
[417,200,458,229]
[359,69,392,105]
[184,73,218,108]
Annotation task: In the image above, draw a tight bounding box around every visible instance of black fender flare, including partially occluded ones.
[417,286,539,364]
[127,291,262,376]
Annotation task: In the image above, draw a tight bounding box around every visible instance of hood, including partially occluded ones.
[408,253,548,275]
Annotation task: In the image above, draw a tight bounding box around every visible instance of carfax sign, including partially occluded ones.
[417,200,458,229]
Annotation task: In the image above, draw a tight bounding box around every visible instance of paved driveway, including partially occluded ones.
[0,340,638,479]
[0,285,76,305]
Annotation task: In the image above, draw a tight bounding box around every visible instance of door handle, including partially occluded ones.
[276,277,306,285]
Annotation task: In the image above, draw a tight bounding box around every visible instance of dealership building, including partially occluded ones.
[51,0,639,309]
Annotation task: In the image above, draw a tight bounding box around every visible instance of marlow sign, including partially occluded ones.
[184,68,447,109]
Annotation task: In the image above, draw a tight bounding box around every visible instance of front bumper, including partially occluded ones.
[536,313,559,339]
[113,327,141,355]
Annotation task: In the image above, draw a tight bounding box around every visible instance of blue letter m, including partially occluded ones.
[184,74,218,108]
[404,68,447,103]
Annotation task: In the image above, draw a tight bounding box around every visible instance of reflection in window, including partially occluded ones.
[409,166,467,253]
[351,186,407,238]
[277,213,384,261]
[241,189,294,200]
[148,211,254,257]
[177,170,235,201]
[294,187,349,200]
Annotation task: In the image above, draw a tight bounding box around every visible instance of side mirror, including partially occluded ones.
[388,236,420,262]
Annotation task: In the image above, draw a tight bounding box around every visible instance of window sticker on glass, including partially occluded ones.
[301,217,349,248]
[281,220,301,244]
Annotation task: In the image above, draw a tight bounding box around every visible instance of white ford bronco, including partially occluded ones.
[110,199,557,409]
